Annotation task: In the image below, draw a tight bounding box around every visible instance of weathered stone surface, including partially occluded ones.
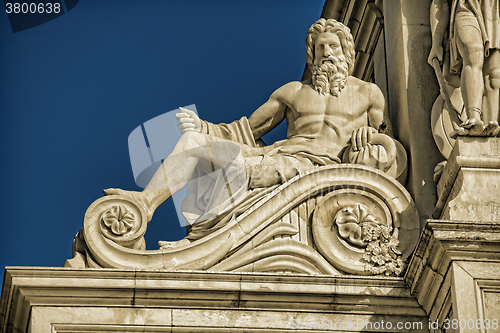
[434,137,500,220]
[405,219,500,327]
[1,267,429,332]
[383,0,442,229]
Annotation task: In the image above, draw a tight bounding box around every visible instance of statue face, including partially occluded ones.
[314,32,343,66]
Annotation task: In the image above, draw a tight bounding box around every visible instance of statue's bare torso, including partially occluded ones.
[249,76,387,156]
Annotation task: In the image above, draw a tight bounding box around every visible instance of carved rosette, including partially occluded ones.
[101,205,135,236]
[92,197,148,249]
[334,203,380,247]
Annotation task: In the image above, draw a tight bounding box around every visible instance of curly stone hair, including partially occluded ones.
[306,18,355,75]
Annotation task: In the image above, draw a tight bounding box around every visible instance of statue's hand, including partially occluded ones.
[176,107,202,134]
[351,126,377,151]
[428,44,443,67]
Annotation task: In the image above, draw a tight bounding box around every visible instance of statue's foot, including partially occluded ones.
[451,117,485,137]
[460,117,484,135]
[451,120,499,138]
[158,238,191,250]
[103,188,154,222]
[488,121,500,137]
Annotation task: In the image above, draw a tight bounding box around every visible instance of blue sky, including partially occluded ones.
[0,1,324,281]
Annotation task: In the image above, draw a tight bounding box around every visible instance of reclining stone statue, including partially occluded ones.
[66,19,418,277]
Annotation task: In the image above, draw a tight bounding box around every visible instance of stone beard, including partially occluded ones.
[311,54,349,97]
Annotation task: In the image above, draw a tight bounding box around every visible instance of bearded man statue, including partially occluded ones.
[308,19,354,97]
[103,18,398,248]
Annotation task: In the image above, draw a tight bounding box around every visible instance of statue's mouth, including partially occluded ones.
[322,59,333,64]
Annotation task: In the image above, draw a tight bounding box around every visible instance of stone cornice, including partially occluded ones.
[1,267,428,332]
[405,219,500,314]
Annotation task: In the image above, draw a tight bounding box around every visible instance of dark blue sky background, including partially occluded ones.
[0,1,324,281]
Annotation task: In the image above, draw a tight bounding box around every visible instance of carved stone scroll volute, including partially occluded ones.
[311,168,416,276]
[67,165,418,275]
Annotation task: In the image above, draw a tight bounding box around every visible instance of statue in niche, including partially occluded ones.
[67,19,417,276]
[429,0,500,138]
[104,18,398,247]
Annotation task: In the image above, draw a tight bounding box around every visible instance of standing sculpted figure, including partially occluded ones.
[104,19,395,247]
[429,0,500,135]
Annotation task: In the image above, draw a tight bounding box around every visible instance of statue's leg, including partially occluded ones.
[483,50,500,125]
[455,19,485,130]
[104,131,217,221]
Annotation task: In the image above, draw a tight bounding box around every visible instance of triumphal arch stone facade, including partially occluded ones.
[2,1,499,332]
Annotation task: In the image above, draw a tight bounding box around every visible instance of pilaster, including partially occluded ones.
[383,0,443,228]
[406,138,500,332]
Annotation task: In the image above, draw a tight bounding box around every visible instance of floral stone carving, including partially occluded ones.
[101,205,135,236]
[363,227,403,276]
[334,203,379,247]
[333,203,404,276]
